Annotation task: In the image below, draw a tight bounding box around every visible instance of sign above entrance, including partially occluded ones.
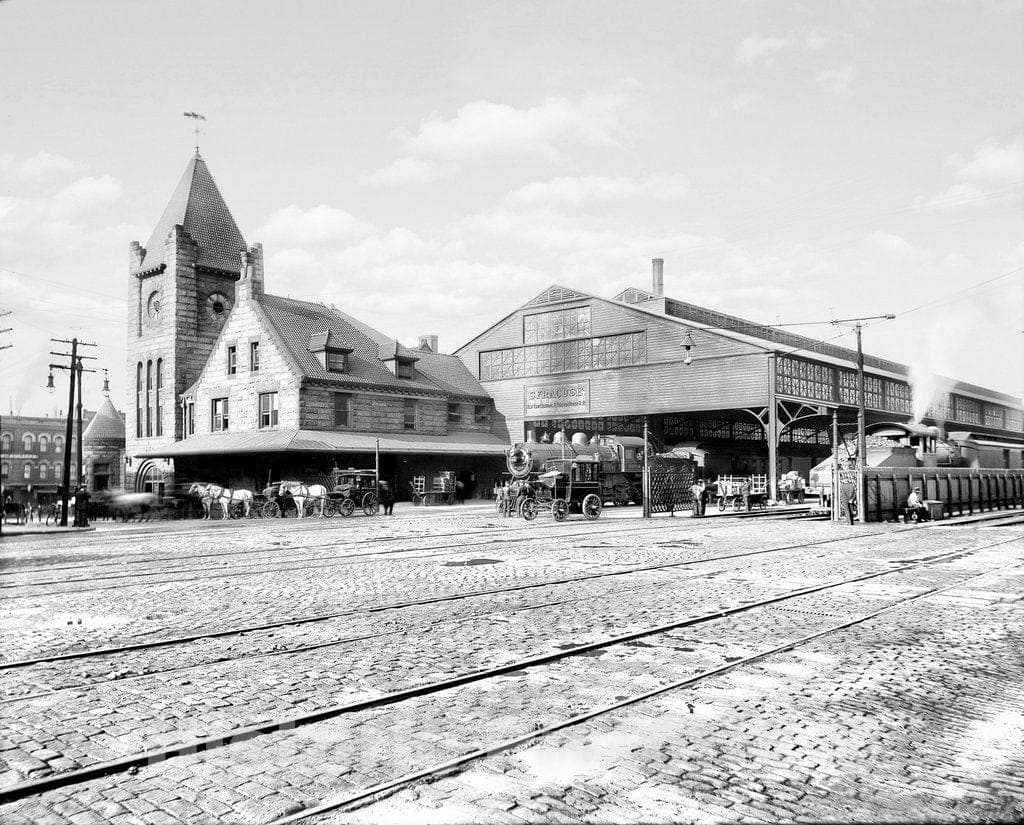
[525,380,590,418]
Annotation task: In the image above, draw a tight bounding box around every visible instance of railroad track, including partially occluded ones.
[0,526,899,673]
[0,531,1017,808]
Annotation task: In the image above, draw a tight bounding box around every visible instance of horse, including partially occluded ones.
[111,492,158,522]
[188,483,254,519]
[278,481,328,518]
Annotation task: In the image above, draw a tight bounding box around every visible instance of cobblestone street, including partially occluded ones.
[1,505,1022,824]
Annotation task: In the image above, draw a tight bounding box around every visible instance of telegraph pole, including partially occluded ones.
[0,310,11,537]
[48,338,97,526]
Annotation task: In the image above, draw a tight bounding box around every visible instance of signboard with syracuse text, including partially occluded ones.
[524,380,590,418]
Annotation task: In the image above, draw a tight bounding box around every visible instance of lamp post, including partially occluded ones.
[47,337,97,526]
[830,315,896,523]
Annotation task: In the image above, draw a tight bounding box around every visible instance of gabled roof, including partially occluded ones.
[256,294,489,399]
[83,396,125,443]
[137,153,246,274]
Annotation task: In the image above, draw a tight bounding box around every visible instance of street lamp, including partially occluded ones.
[830,314,896,523]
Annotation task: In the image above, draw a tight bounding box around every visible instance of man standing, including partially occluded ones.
[74,485,91,527]
[690,479,705,517]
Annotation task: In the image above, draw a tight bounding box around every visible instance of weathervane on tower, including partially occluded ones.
[183,111,206,156]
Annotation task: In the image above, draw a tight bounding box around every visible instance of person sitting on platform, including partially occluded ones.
[906,487,929,522]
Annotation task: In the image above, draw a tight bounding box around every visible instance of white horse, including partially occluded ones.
[189,483,254,519]
[278,481,328,518]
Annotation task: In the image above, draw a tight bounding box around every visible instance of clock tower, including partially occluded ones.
[126,152,248,465]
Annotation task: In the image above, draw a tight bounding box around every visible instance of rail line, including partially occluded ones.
[0,526,897,671]
[0,533,1015,806]
[0,510,823,595]
[273,552,1023,824]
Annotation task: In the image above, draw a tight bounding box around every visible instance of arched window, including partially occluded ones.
[39,435,49,452]
[23,463,32,480]
[39,463,47,480]
[156,358,163,436]
[1,433,10,451]
[54,435,64,453]
[1,462,8,479]
[146,360,153,437]
[136,362,143,438]
[54,464,62,481]
[23,434,34,452]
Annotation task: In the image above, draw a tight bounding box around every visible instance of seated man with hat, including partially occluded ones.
[906,486,929,522]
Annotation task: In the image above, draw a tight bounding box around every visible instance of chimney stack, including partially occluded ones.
[418,334,439,353]
[652,258,664,296]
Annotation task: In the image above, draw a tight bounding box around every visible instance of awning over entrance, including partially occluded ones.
[138,429,510,458]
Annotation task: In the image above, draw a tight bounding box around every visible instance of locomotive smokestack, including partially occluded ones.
[652,258,664,296]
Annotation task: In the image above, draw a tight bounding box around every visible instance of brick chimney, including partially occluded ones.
[652,258,664,296]
[418,334,439,353]
[237,243,265,303]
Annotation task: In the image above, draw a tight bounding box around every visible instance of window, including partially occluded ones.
[1,462,8,479]
[258,392,279,429]
[524,306,592,344]
[479,332,647,380]
[185,400,195,437]
[54,464,62,481]
[146,360,153,437]
[39,435,49,452]
[136,362,143,438]
[227,345,237,375]
[250,341,260,372]
[54,436,63,453]
[403,399,417,430]
[23,434,34,452]
[155,358,163,436]
[39,463,47,480]
[474,404,491,425]
[212,398,229,432]
[333,393,351,427]
[326,350,347,373]
[397,360,414,379]
[447,403,462,424]
[1,434,10,451]
[23,463,31,480]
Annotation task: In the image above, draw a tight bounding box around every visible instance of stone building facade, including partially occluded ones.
[127,154,506,498]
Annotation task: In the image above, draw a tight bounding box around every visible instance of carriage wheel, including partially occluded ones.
[262,500,281,519]
[733,497,742,512]
[520,499,539,521]
[412,493,423,506]
[362,492,379,516]
[552,499,569,522]
[446,493,455,506]
[582,494,602,521]
[322,500,336,518]
[717,497,726,512]
[339,498,355,517]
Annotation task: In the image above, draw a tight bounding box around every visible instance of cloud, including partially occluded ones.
[915,134,1024,212]
[503,174,689,209]
[258,204,374,245]
[737,30,840,65]
[0,151,86,183]
[816,67,854,93]
[867,231,925,261]
[48,175,124,217]
[362,84,638,184]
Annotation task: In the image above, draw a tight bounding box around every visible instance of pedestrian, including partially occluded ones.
[74,485,91,527]
[906,486,929,522]
[378,480,395,515]
[795,474,806,504]
[690,479,705,517]
[740,478,752,512]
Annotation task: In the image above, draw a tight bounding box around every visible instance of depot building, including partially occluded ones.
[454,260,1024,496]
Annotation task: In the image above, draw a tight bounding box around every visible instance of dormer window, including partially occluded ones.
[309,329,352,374]
[396,359,415,379]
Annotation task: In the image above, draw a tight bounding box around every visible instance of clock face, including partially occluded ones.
[205,292,232,323]
[146,291,161,319]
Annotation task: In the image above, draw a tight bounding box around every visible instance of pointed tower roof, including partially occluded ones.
[137,153,246,274]
[83,395,125,444]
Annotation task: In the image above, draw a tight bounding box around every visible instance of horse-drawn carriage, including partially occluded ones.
[502,444,603,522]
[257,472,379,518]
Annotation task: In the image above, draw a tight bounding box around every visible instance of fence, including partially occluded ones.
[863,467,1024,522]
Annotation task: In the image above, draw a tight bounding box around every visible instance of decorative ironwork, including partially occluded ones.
[952,395,982,425]
[480,332,647,380]
[777,357,835,403]
[524,306,592,344]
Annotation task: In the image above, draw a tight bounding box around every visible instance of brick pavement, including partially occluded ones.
[1,513,1020,823]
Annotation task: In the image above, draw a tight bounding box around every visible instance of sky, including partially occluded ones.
[1,0,1022,419]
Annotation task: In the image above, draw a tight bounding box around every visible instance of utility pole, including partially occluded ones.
[0,309,11,537]
[48,338,97,526]
[831,314,895,523]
